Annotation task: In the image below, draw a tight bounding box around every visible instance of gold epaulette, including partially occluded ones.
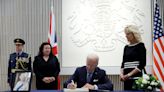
[11,69,24,73]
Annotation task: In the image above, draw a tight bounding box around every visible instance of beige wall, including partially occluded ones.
[0,0,163,91]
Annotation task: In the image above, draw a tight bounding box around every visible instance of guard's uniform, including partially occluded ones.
[7,38,31,90]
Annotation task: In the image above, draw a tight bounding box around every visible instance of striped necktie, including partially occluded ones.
[87,73,92,83]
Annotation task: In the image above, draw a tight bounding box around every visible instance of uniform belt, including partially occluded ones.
[11,69,24,73]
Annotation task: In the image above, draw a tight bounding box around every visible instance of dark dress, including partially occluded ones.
[33,55,60,90]
[121,42,146,90]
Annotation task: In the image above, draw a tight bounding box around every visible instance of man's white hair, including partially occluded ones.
[124,25,142,42]
[87,53,99,62]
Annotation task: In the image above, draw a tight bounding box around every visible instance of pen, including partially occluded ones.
[71,80,74,85]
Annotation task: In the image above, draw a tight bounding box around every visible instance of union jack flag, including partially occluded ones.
[48,4,60,89]
[48,5,58,56]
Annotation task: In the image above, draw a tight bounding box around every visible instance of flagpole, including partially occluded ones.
[49,0,61,89]
[51,0,54,12]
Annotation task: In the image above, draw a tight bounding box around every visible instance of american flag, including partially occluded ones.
[48,4,60,89]
[153,1,164,90]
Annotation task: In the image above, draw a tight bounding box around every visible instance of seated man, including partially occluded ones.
[64,54,113,91]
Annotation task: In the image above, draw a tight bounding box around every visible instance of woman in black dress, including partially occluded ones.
[120,25,146,90]
[33,42,60,90]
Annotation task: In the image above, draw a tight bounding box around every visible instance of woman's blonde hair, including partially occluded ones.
[124,25,142,42]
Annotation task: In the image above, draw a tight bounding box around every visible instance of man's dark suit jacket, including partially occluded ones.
[64,66,113,91]
[8,52,31,89]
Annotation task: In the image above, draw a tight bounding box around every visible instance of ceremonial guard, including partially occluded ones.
[7,38,31,90]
